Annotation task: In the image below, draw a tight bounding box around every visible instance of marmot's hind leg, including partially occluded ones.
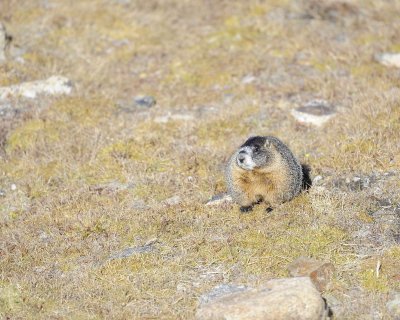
[240,196,263,213]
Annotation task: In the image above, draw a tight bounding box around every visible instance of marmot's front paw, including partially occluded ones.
[240,205,253,213]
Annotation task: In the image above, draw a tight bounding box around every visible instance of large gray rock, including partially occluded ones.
[196,277,328,320]
[0,76,72,100]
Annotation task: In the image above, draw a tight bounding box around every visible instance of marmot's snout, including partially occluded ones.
[236,147,256,171]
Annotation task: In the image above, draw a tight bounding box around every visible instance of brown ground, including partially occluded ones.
[1,0,400,319]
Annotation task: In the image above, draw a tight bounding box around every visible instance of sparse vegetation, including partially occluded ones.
[1,0,399,319]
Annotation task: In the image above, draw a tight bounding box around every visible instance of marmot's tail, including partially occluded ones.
[301,164,312,191]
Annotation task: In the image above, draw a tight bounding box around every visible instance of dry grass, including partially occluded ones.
[1,0,400,319]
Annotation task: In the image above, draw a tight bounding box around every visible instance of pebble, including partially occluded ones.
[0,22,9,62]
[11,184,17,191]
[291,99,336,127]
[134,95,156,108]
[376,53,400,68]
[241,74,256,84]
[154,113,194,123]
[109,239,157,260]
[162,195,182,206]
[205,193,233,207]
[199,284,248,305]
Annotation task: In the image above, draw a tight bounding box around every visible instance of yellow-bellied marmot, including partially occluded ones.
[225,136,310,212]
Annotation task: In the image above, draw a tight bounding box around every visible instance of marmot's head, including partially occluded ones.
[236,136,274,171]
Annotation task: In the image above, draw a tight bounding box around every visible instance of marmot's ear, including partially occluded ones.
[265,140,273,148]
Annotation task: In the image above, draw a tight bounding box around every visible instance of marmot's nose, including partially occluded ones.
[238,154,246,163]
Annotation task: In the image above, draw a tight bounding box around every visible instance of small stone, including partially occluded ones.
[205,193,233,207]
[199,284,248,305]
[313,175,323,184]
[134,95,156,108]
[196,277,328,320]
[163,195,181,206]
[287,256,335,292]
[0,189,5,197]
[241,74,256,84]
[154,112,194,123]
[386,293,400,318]
[109,239,157,260]
[0,22,10,62]
[10,184,17,191]
[376,53,400,68]
[291,99,336,127]
[0,76,73,100]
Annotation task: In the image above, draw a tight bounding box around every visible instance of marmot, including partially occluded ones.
[225,136,309,212]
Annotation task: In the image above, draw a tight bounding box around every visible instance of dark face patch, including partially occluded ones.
[241,136,266,148]
[239,136,273,168]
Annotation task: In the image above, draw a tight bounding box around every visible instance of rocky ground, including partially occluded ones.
[0,0,400,319]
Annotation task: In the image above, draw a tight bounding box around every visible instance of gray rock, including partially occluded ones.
[134,95,156,108]
[205,193,233,207]
[109,239,157,260]
[387,293,400,319]
[0,22,11,62]
[287,256,335,292]
[291,99,336,127]
[154,112,194,123]
[196,277,328,320]
[0,76,73,100]
[162,195,182,206]
[0,189,5,197]
[376,53,400,68]
[90,181,134,194]
[199,284,248,305]
[241,75,256,84]
[312,175,323,185]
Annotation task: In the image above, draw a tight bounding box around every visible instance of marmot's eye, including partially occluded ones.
[254,146,260,152]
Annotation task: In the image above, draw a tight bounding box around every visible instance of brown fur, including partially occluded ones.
[230,151,290,208]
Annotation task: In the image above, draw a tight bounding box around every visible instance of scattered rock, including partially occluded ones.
[199,284,248,305]
[333,174,377,191]
[205,193,233,207]
[241,74,256,84]
[154,112,195,123]
[0,76,73,100]
[291,99,336,126]
[0,189,5,197]
[386,293,400,319]
[313,175,323,185]
[134,95,156,108]
[90,181,134,195]
[0,22,12,62]
[10,184,17,191]
[287,256,335,292]
[109,238,157,260]
[376,53,400,68]
[196,277,328,320]
[130,199,149,210]
[162,195,181,206]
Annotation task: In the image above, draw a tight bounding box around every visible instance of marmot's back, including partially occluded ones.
[225,136,304,212]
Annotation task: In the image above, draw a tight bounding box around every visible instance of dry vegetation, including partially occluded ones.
[1,0,400,319]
